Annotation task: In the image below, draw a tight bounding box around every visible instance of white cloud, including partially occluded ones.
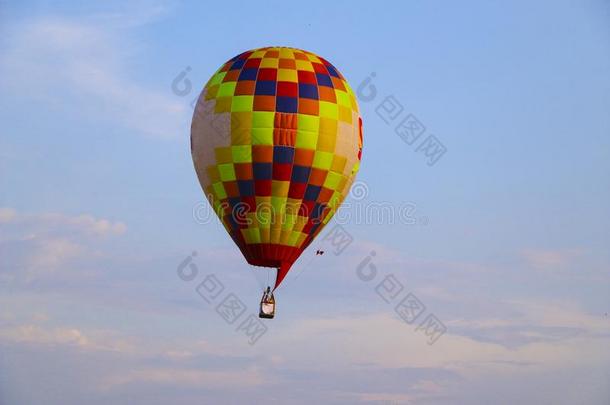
[0,323,140,354]
[266,306,610,380]
[0,207,127,281]
[0,207,127,238]
[0,324,89,348]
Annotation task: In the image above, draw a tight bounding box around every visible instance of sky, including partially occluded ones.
[0,0,609,403]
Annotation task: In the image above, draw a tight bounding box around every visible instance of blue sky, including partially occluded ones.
[1,0,609,403]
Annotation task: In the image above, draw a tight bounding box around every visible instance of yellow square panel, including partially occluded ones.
[306,53,322,63]
[215,147,232,163]
[285,199,301,217]
[295,60,314,71]
[241,228,261,244]
[208,72,226,86]
[218,163,236,181]
[312,151,333,170]
[205,84,219,100]
[331,155,347,172]
[270,226,281,244]
[231,128,251,145]
[319,101,339,119]
[218,82,237,97]
[260,58,279,68]
[252,111,275,128]
[298,114,319,132]
[280,229,292,245]
[231,111,252,131]
[292,218,306,232]
[335,90,351,107]
[231,95,254,112]
[272,180,290,196]
[316,132,337,152]
[255,196,271,206]
[277,69,298,82]
[295,129,318,149]
[214,97,232,113]
[279,48,294,58]
[350,95,359,111]
[296,232,307,247]
[319,117,338,136]
[257,209,272,228]
[338,106,353,123]
[206,166,220,182]
[212,182,227,199]
[271,196,287,215]
[251,128,273,145]
[287,231,300,246]
[282,213,297,230]
[231,145,252,163]
[260,226,270,243]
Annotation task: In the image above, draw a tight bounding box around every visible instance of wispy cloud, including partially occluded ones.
[99,366,264,391]
[0,11,188,138]
[0,207,126,282]
[521,248,584,270]
[0,207,127,237]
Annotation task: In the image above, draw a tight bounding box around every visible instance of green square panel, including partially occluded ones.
[218,163,236,181]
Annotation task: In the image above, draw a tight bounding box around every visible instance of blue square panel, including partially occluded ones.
[276,96,298,113]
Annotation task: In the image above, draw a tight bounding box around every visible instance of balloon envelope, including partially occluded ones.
[191,47,362,288]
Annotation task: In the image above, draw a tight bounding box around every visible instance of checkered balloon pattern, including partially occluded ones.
[191,47,363,288]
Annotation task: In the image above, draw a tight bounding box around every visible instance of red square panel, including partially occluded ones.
[312,63,328,74]
[224,181,240,197]
[235,81,255,95]
[331,77,346,91]
[253,95,276,111]
[272,162,292,181]
[302,219,314,234]
[299,200,315,217]
[294,148,314,166]
[254,179,272,196]
[257,68,277,81]
[289,182,307,199]
[277,82,298,97]
[318,187,334,203]
[235,163,253,180]
[318,86,336,102]
[297,70,316,84]
[223,70,240,82]
[298,98,319,115]
[242,196,256,212]
[308,168,327,186]
[279,58,296,69]
[244,58,262,68]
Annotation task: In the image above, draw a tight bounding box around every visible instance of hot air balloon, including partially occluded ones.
[191,47,362,317]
